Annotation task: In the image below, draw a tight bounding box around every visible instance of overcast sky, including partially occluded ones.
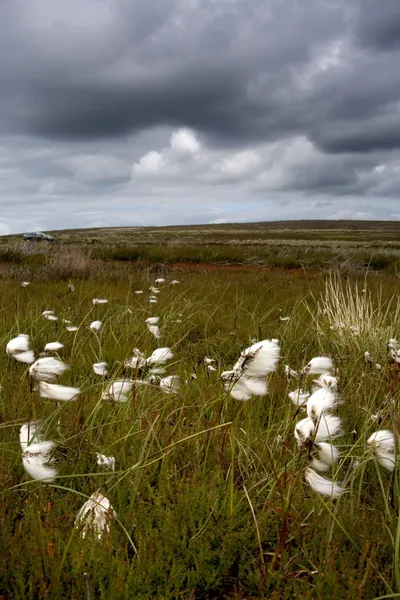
[1,0,400,233]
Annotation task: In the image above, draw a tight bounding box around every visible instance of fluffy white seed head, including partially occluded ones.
[306,388,339,420]
[305,467,343,498]
[368,430,395,452]
[204,357,215,365]
[6,334,30,356]
[160,375,181,394]
[14,350,35,364]
[147,325,161,340]
[313,374,338,390]
[314,442,340,467]
[146,348,173,366]
[102,380,133,402]
[233,339,280,377]
[93,298,108,305]
[93,362,109,376]
[309,457,330,473]
[288,389,310,407]
[304,356,334,375]
[314,414,343,442]
[90,320,103,332]
[96,453,115,471]
[294,417,315,447]
[44,341,64,352]
[38,382,80,401]
[367,430,397,471]
[22,453,58,482]
[75,492,115,539]
[145,317,159,325]
[30,357,68,382]
[20,421,57,482]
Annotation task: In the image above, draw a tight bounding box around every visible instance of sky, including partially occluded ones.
[1,0,400,234]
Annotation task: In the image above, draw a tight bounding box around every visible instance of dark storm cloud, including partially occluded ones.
[0,0,400,228]
[353,0,400,51]
[0,0,348,142]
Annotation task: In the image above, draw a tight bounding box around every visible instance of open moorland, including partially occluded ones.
[1,221,400,599]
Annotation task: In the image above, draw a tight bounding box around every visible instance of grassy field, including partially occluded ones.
[1,222,400,599]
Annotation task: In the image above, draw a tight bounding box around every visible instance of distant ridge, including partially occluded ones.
[42,219,400,235]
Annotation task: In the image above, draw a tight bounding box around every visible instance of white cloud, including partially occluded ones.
[327,209,373,220]
[170,128,201,154]
[132,151,165,177]
[209,218,228,224]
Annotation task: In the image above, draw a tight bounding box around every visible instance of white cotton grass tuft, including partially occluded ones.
[294,417,315,447]
[14,350,35,364]
[309,457,330,473]
[223,375,268,401]
[306,388,339,420]
[303,356,334,375]
[294,415,343,448]
[93,298,108,305]
[90,320,103,332]
[204,357,215,365]
[44,341,64,352]
[312,373,339,391]
[314,442,340,467]
[232,339,280,377]
[388,339,400,362]
[145,317,159,325]
[102,380,133,402]
[66,325,78,332]
[124,348,146,370]
[155,278,165,284]
[367,430,397,471]
[20,421,44,451]
[38,382,80,401]
[146,317,161,340]
[6,334,35,364]
[20,421,58,482]
[96,453,115,471]
[288,389,310,407]
[75,492,116,539]
[305,467,343,498]
[146,347,174,366]
[135,290,144,294]
[221,339,280,401]
[93,362,109,376]
[159,375,181,394]
[29,357,69,382]
[21,281,30,287]
[314,414,343,442]
[6,334,30,355]
[42,310,58,321]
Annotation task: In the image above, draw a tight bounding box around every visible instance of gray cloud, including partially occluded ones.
[0,0,400,232]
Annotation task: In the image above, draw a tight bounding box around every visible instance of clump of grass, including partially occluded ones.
[311,272,400,352]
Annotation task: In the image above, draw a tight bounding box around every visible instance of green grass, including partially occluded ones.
[1,246,400,598]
